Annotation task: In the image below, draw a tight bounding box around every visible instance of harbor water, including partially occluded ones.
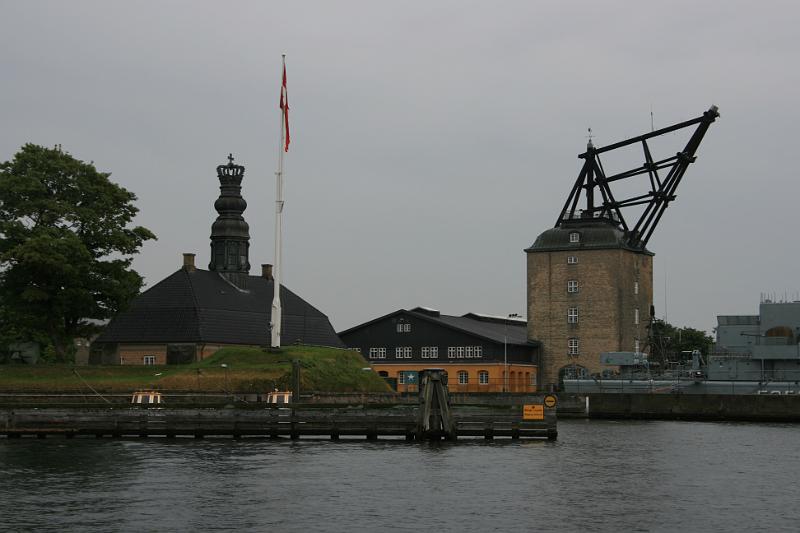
[1,420,799,532]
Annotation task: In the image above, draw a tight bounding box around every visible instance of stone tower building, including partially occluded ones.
[524,106,718,390]
[526,218,653,389]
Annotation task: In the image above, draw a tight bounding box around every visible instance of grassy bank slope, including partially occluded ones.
[0,346,390,393]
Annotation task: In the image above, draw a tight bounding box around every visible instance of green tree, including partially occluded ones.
[647,318,713,365]
[0,144,156,362]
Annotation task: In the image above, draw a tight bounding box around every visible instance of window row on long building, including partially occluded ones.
[366,345,484,360]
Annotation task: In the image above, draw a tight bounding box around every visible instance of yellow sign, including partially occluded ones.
[523,404,544,420]
[543,395,558,408]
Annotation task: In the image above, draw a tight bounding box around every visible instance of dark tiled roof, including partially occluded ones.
[428,314,530,345]
[339,308,537,346]
[95,269,344,347]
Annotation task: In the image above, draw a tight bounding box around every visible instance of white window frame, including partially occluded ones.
[398,371,406,385]
[369,347,387,359]
[456,346,465,358]
[478,370,489,385]
[635,338,640,354]
[569,232,580,243]
[458,370,469,385]
[634,281,639,295]
[635,308,640,325]
[421,346,439,359]
[448,347,456,359]
[474,346,483,358]
[567,255,578,264]
[465,346,474,358]
[395,346,412,359]
[143,355,156,365]
[568,307,578,324]
[568,338,579,355]
[567,280,579,293]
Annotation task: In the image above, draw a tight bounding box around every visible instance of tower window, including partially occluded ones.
[396,322,411,333]
[569,232,580,243]
[567,256,578,264]
[568,307,578,324]
[635,308,640,325]
[567,280,579,293]
[634,281,639,295]
[568,338,579,355]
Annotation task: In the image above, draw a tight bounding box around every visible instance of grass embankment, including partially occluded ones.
[0,346,390,394]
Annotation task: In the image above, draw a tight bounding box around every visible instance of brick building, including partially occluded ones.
[525,108,718,390]
[526,218,653,389]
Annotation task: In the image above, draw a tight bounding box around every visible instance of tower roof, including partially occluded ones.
[525,219,653,255]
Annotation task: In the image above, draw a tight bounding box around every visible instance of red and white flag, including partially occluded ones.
[280,62,290,152]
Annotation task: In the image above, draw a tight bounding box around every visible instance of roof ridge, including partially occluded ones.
[416,311,531,344]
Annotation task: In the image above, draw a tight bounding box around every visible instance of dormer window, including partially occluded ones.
[569,232,580,243]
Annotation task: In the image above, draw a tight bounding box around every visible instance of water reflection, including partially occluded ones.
[2,421,799,532]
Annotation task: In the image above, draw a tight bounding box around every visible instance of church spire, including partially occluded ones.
[209,154,250,286]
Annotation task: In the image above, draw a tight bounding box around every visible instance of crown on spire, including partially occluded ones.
[216,153,245,180]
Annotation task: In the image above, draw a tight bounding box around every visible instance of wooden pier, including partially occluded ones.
[0,404,556,440]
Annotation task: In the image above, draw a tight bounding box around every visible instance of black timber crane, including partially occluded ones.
[555,105,720,249]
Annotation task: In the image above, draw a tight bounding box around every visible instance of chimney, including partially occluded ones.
[183,253,196,272]
[261,264,274,281]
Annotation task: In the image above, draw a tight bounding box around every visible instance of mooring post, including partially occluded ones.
[417,369,456,441]
[291,359,301,402]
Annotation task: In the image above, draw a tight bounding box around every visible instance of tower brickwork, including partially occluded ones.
[526,221,653,389]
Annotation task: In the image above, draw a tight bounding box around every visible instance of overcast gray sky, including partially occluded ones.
[2,1,798,334]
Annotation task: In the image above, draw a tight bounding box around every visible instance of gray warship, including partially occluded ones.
[564,298,800,395]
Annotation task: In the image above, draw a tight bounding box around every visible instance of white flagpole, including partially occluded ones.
[271,54,286,348]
